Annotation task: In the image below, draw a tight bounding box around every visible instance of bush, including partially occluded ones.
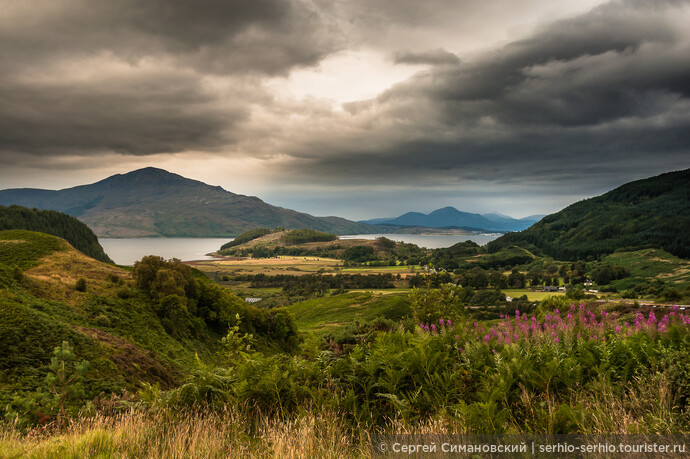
[75,278,87,292]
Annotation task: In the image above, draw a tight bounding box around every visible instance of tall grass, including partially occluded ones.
[0,408,370,458]
[3,304,689,456]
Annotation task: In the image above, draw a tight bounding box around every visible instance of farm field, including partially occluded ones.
[189,255,424,278]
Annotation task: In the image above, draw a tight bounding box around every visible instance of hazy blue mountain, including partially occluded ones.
[360,206,541,232]
[0,168,374,237]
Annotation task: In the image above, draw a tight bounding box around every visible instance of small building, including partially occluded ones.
[542,286,559,292]
[506,296,513,302]
[244,297,262,303]
[584,280,593,286]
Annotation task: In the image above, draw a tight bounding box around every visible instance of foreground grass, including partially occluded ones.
[0,409,370,459]
[2,374,686,459]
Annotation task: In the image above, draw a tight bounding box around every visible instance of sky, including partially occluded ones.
[1,0,689,220]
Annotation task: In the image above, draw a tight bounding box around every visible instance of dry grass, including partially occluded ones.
[23,248,132,307]
[0,409,371,459]
[2,374,686,459]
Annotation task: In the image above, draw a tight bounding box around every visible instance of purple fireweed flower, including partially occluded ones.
[648,312,657,324]
[515,310,520,318]
[431,324,437,333]
[555,309,560,314]
[484,334,490,342]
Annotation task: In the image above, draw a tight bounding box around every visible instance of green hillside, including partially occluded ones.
[0,205,112,263]
[488,169,690,260]
[0,230,299,426]
[0,168,374,237]
[603,249,690,290]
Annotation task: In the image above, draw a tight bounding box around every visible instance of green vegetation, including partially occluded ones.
[0,229,68,269]
[3,171,690,457]
[0,231,299,430]
[0,205,112,263]
[287,292,411,334]
[219,227,280,250]
[488,168,690,259]
[218,228,430,265]
[280,229,337,244]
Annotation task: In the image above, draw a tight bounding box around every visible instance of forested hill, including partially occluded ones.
[0,167,373,237]
[0,205,112,263]
[487,169,690,260]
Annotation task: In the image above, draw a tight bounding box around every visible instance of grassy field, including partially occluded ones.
[287,292,411,334]
[501,288,566,301]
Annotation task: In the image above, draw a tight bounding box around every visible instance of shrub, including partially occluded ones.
[75,278,87,292]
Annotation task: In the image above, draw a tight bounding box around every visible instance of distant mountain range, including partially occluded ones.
[0,168,373,237]
[488,168,690,260]
[360,207,544,233]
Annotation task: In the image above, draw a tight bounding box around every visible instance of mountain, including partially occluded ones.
[360,206,541,232]
[0,205,112,263]
[487,169,690,260]
[0,168,373,237]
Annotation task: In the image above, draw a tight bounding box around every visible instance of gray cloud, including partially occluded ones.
[0,0,341,158]
[0,0,338,76]
[392,48,461,66]
[0,68,244,156]
[283,0,690,188]
[0,0,689,220]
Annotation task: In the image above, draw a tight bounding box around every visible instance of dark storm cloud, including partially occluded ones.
[290,0,690,186]
[0,69,244,155]
[392,49,461,66]
[0,0,338,75]
[0,0,339,160]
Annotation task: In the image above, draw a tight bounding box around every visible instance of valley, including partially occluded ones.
[1,168,689,456]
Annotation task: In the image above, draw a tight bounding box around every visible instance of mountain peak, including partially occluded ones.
[94,167,211,190]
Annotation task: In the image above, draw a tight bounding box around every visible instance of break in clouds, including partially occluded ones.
[0,0,689,215]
